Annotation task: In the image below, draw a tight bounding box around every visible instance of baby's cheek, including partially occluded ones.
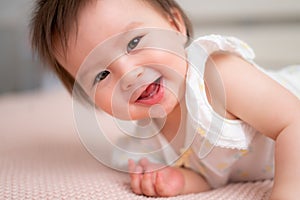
[94,92,113,113]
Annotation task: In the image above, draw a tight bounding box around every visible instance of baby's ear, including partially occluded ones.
[167,8,187,36]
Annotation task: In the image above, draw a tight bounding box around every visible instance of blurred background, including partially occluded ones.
[0,0,300,94]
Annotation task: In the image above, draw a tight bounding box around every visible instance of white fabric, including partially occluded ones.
[185,35,258,150]
[109,35,300,189]
[176,35,299,188]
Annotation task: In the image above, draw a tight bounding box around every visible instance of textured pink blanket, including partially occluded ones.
[0,89,273,199]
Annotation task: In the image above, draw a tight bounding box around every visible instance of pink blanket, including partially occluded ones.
[0,88,273,199]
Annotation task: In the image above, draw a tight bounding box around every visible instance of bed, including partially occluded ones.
[0,87,273,199]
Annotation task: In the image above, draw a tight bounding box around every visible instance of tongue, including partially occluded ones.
[140,83,157,99]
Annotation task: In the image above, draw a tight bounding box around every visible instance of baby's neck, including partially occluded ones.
[155,100,187,153]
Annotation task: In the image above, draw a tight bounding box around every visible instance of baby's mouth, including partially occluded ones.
[136,77,164,105]
[138,78,161,99]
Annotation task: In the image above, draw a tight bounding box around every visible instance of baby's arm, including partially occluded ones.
[128,158,211,197]
[206,52,300,200]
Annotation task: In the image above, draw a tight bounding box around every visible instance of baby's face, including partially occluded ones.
[60,0,188,120]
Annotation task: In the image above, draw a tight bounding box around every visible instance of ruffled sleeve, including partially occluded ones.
[195,34,255,61]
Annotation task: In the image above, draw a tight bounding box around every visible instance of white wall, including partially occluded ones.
[0,0,44,93]
[0,0,299,93]
[177,0,300,69]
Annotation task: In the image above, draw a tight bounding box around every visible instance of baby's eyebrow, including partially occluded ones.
[122,21,144,32]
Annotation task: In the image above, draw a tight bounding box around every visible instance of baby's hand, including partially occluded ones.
[128,158,185,197]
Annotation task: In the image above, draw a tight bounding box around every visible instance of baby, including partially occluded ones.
[30,0,300,199]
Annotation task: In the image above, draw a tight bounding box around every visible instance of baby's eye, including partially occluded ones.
[127,36,143,53]
[94,70,110,85]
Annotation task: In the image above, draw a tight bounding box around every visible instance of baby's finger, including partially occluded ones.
[128,159,136,173]
[139,158,154,173]
[139,157,164,173]
[131,167,143,195]
[138,157,149,167]
[128,160,143,195]
[128,159,143,174]
[141,173,157,196]
[155,171,168,196]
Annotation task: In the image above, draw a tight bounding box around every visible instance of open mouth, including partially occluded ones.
[135,77,164,105]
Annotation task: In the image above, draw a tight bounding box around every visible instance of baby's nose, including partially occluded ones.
[121,67,144,90]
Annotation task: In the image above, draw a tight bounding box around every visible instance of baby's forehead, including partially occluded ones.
[64,2,165,66]
[81,0,168,21]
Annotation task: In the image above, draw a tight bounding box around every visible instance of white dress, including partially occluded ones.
[111,35,300,188]
[160,35,300,188]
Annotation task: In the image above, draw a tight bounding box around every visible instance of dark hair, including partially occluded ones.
[30,0,193,93]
